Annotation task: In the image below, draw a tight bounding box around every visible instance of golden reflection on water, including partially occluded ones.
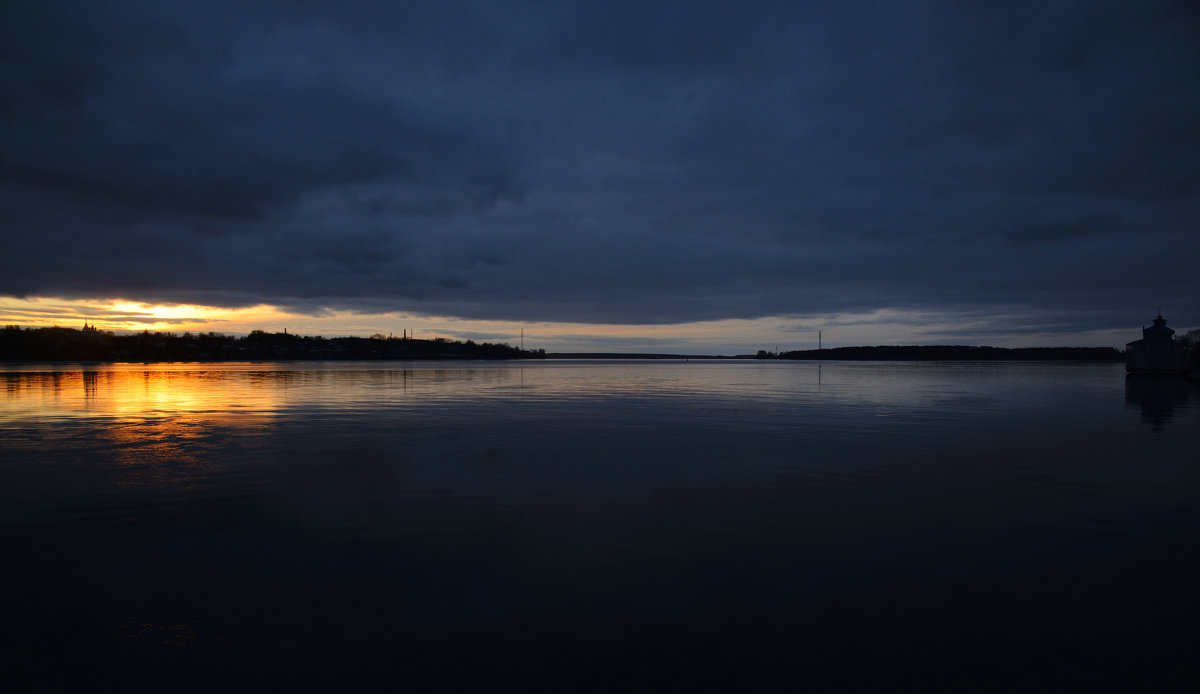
[0,363,536,497]
[1,366,295,494]
[1,363,519,423]
[2,368,279,424]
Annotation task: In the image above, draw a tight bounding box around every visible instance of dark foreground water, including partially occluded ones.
[2,360,1198,691]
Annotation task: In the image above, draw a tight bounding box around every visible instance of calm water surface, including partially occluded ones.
[2,360,1198,691]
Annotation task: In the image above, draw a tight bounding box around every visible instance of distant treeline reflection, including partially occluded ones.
[0,326,544,362]
[770,345,1123,361]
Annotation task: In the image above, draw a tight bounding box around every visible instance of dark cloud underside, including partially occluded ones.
[2,0,1197,332]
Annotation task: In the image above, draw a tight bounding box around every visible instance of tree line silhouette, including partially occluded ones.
[768,345,1123,361]
[0,325,1140,363]
[0,325,545,362]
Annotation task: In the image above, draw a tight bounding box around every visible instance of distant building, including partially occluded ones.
[1126,312,1187,374]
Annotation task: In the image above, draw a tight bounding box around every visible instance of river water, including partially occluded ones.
[2,360,1198,690]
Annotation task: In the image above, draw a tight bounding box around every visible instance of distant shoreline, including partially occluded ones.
[775,345,1123,361]
[550,346,1124,361]
[0,326,542,362]
[2,326,1125,363]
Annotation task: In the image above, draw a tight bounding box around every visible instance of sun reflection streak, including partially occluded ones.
[0,366,286,492]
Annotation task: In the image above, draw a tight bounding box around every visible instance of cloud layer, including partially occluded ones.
[3,1,1198,336]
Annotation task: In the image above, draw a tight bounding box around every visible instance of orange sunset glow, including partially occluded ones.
[0,297,286,332]
[0,295,1134,354]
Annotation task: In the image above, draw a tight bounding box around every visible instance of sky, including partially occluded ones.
[2,0,1197,354]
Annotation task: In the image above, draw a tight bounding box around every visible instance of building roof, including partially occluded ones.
[1127,313,1176,346]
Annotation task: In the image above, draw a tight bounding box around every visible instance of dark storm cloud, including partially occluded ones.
[2,0,1197,334]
